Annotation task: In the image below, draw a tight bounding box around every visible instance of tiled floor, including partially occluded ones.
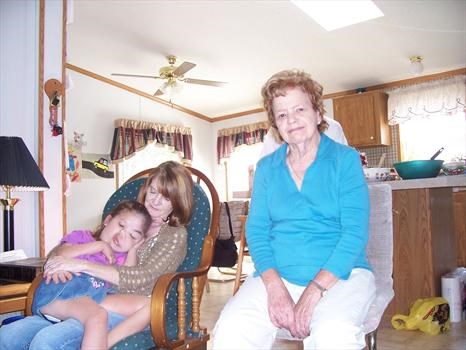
[202,269,466,350]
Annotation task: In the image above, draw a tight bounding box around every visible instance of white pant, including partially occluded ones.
[212,268,375,350]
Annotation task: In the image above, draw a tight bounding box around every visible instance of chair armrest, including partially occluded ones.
[149,236,214,348]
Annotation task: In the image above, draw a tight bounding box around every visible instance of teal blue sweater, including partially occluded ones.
[246,134,371,286]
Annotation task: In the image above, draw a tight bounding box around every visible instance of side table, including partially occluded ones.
[0,257,45,314]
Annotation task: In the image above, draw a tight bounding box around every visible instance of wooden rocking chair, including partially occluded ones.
[25,165,220,350]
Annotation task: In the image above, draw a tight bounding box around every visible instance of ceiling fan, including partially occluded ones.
[111,55,227,96]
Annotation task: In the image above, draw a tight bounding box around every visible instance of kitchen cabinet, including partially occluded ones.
[453,188,466,266]
[386,187,457,316]
[333,91,391,147]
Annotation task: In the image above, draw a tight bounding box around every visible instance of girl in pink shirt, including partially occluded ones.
[32,200,151,350]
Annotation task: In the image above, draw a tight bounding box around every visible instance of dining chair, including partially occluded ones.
[234,184,394,349]
[233,214,249,295]
[25,165,220,350]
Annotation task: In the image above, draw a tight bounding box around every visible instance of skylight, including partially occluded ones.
[291,0,384,31]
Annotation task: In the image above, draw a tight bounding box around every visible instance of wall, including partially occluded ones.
[0,1,39,256]
[42,0,65,254]
[65,71,214,231]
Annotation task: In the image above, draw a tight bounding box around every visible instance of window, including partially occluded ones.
[399,111,465,162]
[226,143,263,199]
[118,144,181,185]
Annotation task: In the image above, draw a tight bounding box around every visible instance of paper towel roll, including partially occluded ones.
[441,274,462,323]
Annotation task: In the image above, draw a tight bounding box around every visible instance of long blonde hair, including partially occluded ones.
[137,161,194,226]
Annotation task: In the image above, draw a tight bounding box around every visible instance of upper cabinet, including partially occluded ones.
[333,91,391,147]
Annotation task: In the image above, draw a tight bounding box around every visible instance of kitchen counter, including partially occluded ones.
[370,174,466,190]
[370,176,463,317]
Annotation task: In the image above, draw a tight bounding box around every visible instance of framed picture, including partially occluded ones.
[81,153,115,179]
[67,142,82,182]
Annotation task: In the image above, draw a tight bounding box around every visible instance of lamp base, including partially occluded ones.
[1,198,18,252]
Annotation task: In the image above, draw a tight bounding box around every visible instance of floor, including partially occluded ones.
[202,267,466,350]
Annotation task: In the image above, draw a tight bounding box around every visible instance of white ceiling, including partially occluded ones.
[68,0,466,119]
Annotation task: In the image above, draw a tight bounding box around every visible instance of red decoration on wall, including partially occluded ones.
[44,79,64,136]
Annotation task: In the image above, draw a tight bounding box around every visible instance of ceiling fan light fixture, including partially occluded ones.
[112,55,226,97]
[170,80,183,94]
[159,81,169,94]
[409,56,424,75]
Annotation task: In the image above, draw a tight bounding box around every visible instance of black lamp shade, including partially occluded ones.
[0,136,49,191]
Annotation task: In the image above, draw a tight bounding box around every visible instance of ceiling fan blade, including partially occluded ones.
[111,73,161,79]
[173,62,196,76]
[184,78,227,87]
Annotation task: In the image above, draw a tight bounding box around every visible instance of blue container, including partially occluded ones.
[393,160,444,180]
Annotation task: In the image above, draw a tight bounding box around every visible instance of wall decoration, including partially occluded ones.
[44,79,64,137]
[67,142,82,182]
[82,153,115,179]
[72,131,87,148]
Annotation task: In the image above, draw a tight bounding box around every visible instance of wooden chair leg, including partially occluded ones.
[365,329,377,350]
[233,215,248,295]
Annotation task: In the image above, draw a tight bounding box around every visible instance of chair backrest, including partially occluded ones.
[104,166,220,343]
[363,183,394,334]
[218,200,249,241]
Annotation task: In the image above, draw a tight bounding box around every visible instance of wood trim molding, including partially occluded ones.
[65,63,212,122]
[66,63,464,124]
[212,107,265,122]
[211,68,466,122]
[322,68,466,100]
[61,0,67,238]
[38,0,45,258]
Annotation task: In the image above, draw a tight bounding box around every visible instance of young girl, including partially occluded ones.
[32,200,151,350]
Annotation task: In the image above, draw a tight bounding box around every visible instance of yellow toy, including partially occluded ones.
[391,297,450,335]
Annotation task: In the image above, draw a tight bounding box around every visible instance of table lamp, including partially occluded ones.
[0,136,49,251]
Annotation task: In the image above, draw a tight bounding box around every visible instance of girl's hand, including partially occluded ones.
[99,241,115,264]
[44,270,74,284]
[44,256,86,275]
[124,238,145,266]
[129,237,145,254]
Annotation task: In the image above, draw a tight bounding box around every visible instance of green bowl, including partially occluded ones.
[393,160,444,180]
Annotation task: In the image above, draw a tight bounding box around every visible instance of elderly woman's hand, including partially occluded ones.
[262,270,297,335]
[293,284,321,339]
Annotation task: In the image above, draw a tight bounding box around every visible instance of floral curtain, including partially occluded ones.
[387,75,466,125]
[110,119,193,162]
[217,121,268,164]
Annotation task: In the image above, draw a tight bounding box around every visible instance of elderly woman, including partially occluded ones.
[0,161,193,350]
[213,70,375,350]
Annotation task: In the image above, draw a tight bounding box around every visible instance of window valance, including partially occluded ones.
[217,121,268,164]
[110,118,193,163]
[387,75,466,125]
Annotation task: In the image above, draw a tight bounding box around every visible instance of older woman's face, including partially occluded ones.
[272,87,322,146]
[144,179,173,225]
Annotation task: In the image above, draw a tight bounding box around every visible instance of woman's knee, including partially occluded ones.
[30,319,84,350]
[0,316,50,350]
[86,306,108,326]
[308,321,365,350]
